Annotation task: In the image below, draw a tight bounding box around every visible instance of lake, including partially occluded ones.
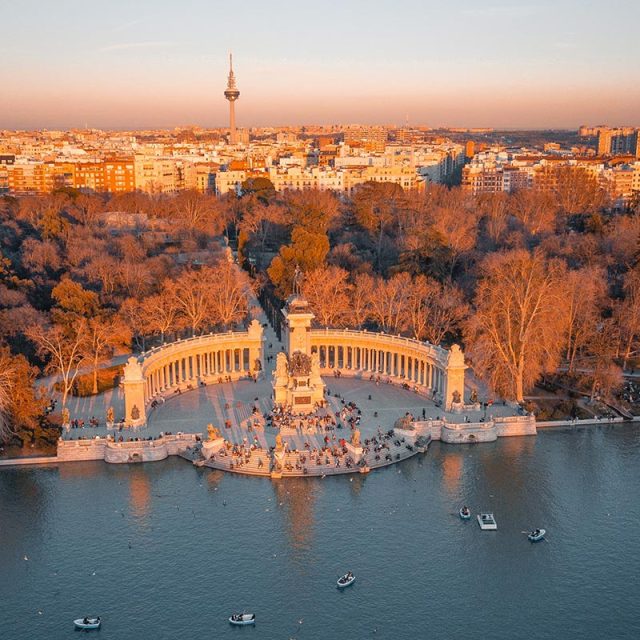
[1,424,639,639]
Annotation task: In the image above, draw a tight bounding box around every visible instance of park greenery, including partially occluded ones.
[1,170,640,446]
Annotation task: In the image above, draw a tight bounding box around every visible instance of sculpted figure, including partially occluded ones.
[275,432,284,451]
[470,389,478,404]
[207,423,221,440]
[106,406,114,423]
[292,264,303,295]
[275,352,288,380]
[452,389,462,404]
[62,407,70,425]
[131,404,140,421]
[351,428,361,447]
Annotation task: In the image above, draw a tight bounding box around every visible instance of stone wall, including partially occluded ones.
[55,434,199,464]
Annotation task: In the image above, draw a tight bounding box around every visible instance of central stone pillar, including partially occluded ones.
[273,295,325,413]
[123,356,146,427]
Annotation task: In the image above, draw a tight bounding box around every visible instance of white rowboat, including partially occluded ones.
[74,617,101,630]
[337,573,356,588]
[528,529,546,542]
[459,507,471,520]
[477,513,497,530]
[229,613,256,626]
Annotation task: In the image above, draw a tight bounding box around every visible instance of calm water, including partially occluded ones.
[2,425,640,640]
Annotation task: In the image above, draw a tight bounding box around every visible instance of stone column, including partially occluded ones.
[444,344,467,410]
[123,357,146,427]
[247,318,264,374]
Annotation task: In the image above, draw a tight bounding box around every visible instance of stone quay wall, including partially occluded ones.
[56,434,199,464]
[411,414,536,444]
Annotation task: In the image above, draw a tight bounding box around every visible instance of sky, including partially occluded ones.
[1,0,639,130]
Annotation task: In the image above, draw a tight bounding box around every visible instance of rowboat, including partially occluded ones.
[229,613,256,626]
[528,529,546,542]
[74,617,101,630]
[477,513,497,530]
[459,506,471,520]
[337,572,355,588]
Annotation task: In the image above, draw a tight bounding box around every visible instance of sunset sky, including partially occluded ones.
[1,0,639,130]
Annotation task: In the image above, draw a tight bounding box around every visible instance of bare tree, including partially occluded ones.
[173,190,222,236]
[301,265,352,327]
[0,347,44,444]
[83,314,131,394]
[367,272,411,334]
[559,266,606,372]
[465,249,566,402]
[26,320,88,408]
[208,261,251,329]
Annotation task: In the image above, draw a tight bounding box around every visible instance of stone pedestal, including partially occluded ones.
[202,437,226,459]
[123,356,146,427]
[344,442,364,463]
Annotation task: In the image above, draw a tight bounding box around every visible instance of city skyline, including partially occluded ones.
[1,0,639,130]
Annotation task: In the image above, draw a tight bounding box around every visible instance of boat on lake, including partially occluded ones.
[337,572,356,588]
[459,506,471,520]
[74,617,101,630]
[528,528,545,542]
[229,613,256,626]
[477,513,497,530]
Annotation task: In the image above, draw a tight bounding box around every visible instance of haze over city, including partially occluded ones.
[2,0,639,129]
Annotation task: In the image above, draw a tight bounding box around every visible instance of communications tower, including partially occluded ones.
[224,53,240,144]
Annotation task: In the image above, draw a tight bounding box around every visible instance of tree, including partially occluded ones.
[301,265,352,327]
[51,278,100,317]
[26,319,88,408]
[352,181,405,269]
[166,268,215,336]
[406,275,468,345]
[83,314,131,394]
[241,177,276,204]
[511,189,556,236]
[141,291,181,343]
[613,269,640,369]
[267,227,330,297]
[465,249,566,402]
[559,266,606,372]
[552,166,607,217]
[282,189,341,233]
[580,319,623,401]
[208,261,251,329]
[0,346,45,444]
[477,192,510,244]
[349,273,374,328]
[173,190,222,236]
[367,272,411,334]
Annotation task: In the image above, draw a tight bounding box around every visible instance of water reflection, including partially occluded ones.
[273,478,318,562]
[128,470,151,519]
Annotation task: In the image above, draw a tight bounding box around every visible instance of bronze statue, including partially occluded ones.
[292,264,303,296]
[207,423,221,440]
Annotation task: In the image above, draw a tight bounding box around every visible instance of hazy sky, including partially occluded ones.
[1,0,639,129]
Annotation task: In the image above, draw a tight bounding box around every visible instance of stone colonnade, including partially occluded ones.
[123,320,264,426]
[309,329,466,410]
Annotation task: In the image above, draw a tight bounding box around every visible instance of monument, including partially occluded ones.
[272,291,325,413]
